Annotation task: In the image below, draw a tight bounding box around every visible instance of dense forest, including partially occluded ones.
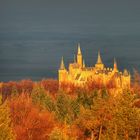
[0,70,140,140]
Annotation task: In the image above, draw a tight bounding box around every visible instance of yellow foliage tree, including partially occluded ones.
[0,101,15,140]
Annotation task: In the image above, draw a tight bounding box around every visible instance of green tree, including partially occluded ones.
[55,93,71,123]
[55,93,80,124]
[70,99,80,119]
[112,92,140,140]
[76,91,115,140]
[31,84,55,112]
[77,91,95,109]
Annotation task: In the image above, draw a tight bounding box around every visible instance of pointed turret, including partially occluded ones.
[77,43,83,67]
[58,56,68,83]
[95,50,104,69]
[77,43,82,55]
[123,69,129,76]
[113,58,117,71]
[96,50,103,64]
[59,56,65,70]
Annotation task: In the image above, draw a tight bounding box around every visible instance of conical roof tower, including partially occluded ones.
[77,43,83,67]
[95,50,104,69]
[96,51,103,64]
[77,43,82,55]
[59,56,65,70]
[113,58,118,70]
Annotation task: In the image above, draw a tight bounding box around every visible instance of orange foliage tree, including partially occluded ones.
[59,82,85,96]
[86,78,105,92]
[132,69,140,96]
[19,79,34,94]
[1,79,34,102]
[41,79,59,94]
[1,81,17,102]
[9,94,55,140]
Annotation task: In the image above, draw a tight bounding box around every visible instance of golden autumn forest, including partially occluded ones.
[0,68,140,140]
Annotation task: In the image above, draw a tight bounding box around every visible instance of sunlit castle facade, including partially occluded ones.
[58,43,131,89]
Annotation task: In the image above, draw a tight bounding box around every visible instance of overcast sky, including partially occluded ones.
[0,0,140,81]
[1,0,140,25]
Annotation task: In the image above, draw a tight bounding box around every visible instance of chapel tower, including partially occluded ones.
[95,51,104,69]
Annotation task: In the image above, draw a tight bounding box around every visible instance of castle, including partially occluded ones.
[58,43,130,89]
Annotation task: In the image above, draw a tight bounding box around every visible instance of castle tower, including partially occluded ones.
[122,69,131,89]
[58,57,68,82]
[60,56,65,70]
[95,51,104,69]
[77,43,83,67]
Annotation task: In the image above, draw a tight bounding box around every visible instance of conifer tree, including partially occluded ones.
[31,84,55,112]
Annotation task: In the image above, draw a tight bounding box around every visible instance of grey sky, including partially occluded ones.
[0,0,140,81]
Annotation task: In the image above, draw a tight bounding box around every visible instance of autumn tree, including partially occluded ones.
[77,90,100,109]
[49,124,82,140]
[41,79,59,94]
[10,94,55,140]
[55,92,81,125]
[31,84,55,112]
[1,82,13,102]
[76,94,113,140]
[86,78,105,91]
[55,93,72,123]
[11,86,19,97]
[19,79,34,94]
[0,101,15,140]
[132,69,140,98]
[112,92,140,140]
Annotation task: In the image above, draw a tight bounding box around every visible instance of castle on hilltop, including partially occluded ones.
[58,43,130,89]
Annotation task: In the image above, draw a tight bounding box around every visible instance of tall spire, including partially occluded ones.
[77,43,83,67]
[77,43,82,55]
[60,56,65,70]
[96,50,103,64]
[114,57,117,70]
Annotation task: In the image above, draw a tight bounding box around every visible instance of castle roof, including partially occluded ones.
[96,51,103,64]
[69,63,79,68]
[59,56,65,70]
[123,69,129,76]
[77,43,82,55]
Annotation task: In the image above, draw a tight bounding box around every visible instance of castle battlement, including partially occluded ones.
[58,43,131,89]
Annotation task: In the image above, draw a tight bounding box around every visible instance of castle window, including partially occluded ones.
[75,74,81,80]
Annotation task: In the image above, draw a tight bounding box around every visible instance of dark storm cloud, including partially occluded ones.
[0,0,140,81]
